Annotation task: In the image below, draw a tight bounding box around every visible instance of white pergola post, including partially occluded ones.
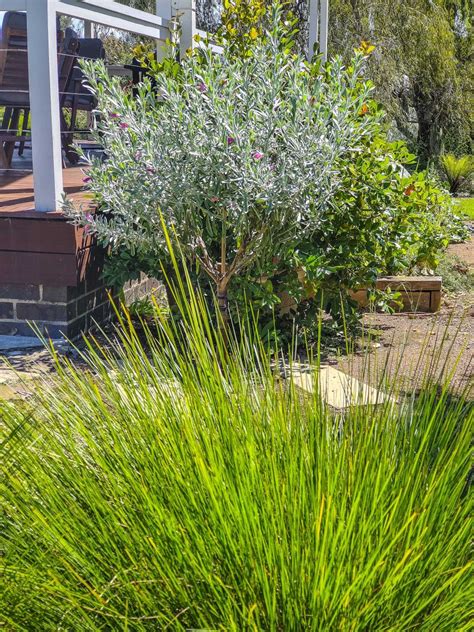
[319,0,329,62]
[172,0,196,59]
[1,0,171,212]
[155,0,172,59]
[84,20,93,38]
[26,0,63,212]
[308,0,320,60]
[308,0,329,62]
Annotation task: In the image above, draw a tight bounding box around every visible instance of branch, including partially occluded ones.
[223,229,267,287]
[194,237,219,282]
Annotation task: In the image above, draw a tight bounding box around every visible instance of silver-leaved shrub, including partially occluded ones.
[65,7,461,334]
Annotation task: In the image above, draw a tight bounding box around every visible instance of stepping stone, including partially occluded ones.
[0,367,45,385]
[0,384,17,401]
[290,365,395,410]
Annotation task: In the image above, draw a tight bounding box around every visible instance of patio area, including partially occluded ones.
[0,0,331,342]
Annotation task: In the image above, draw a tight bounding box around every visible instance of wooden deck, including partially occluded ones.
[0,166,91,218]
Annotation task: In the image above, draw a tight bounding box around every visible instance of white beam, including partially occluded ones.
[319,0,329,62]
[0,0,26,9]
[195,29,223,54]
[27,0,63,212]
[81,0,166,23]
[54,0,169,40]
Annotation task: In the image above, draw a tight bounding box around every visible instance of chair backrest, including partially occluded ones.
[0,12,78,108]
[63,38,106,110]
[59,28,81,101]
[0,12,29,106]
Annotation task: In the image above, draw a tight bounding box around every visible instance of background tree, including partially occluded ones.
[190,0,473,164]
[328,0,472,164]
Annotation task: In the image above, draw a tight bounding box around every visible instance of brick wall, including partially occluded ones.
[0,274,161,340]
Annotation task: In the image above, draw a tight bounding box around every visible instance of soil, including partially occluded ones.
[449,238,474,267]
[335,237,474,397]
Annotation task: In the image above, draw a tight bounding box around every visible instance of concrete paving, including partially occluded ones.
[0,335,47,352]
[290,365,395,410]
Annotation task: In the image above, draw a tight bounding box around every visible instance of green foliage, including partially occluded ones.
[128,292,163,321]
[440,153,474,195]
[216,0,310,58]
[66,6,462,340]
[1,275,472,629]
[228,132,463,342]
[218,0,268,54]
[65,8,385,326]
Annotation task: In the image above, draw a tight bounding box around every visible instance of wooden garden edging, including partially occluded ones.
[350,276,442,313]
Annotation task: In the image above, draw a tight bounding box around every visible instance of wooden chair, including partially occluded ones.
[63,38,105,131]
[0,12,79,169]
[125,56,158,98]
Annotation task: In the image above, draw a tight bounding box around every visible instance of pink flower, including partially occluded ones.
[252,151,264,160]
[84,212,94,235]
[82,176,92,184]
[134,150,143,161]
[210,196,220,203]
[119,122,130,129]
[109,112,120,119]
[196,81,207,93]
[146,165,156,175]
[227,136,235,146]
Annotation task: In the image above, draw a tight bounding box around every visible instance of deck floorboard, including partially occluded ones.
[0,167,90,218]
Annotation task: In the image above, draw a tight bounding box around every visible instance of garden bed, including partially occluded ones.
[337,237,474,396]
[351,276,442,313]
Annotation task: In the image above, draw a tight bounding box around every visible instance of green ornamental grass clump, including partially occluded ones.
[65,5,463,339]
[440,153,474,196]
[1,266,472,629]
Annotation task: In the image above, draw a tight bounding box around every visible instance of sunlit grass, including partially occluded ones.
[455,197,474,219]
[1,269,472,630]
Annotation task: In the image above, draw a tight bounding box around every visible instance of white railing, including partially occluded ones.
[0,0,327,212]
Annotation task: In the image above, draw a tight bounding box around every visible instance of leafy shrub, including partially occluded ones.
[440,153,474,195]
[1,282,472,629]
[128,291,164,321]
[217,0,268,55]
[66,5,461,339]
[230,136,465,340]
